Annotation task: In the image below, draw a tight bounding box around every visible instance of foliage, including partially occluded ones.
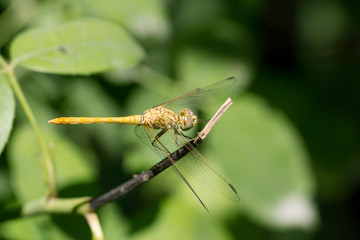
[1,0,358,239]
[0,74,14,155]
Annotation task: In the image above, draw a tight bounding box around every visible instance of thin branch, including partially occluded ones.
[85,212,104,240]
[90,98,233,210]
[3,62,57,198]
[196,97,233,142]
[0,197,92,222]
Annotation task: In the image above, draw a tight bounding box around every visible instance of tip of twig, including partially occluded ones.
[196,98,233,141]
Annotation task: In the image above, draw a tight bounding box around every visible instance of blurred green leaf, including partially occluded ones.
[175,0,226,36]
[207,93,317,229]
[0,215,73,240]
[7,125,44,201]
[85,0,169,40]
[62,78,128,157]
[8,125,96,201]
[0,0,37,48]
[177,48,250,91]
[299,1,346,49]
[0,169,12,200]
[100,203,128,240]
[132,194,233,240]
[10,18,144,75]
[0,73,15,156]
[49,131,97,190]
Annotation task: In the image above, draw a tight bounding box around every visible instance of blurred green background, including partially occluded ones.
[0,0,359,239]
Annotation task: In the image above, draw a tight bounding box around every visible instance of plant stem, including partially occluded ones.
[85,212,104,240]
[0,197,92,222]
[3,61,57,198]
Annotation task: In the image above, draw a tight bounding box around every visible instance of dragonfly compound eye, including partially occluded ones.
[192,115,198,126]
[180,108,197,131]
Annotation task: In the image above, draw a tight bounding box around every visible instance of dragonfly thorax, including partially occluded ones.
[141,106,197,131]
[142,106,178,130]
[178,108,198,131]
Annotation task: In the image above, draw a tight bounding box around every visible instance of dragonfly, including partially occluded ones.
[48,76,240,211]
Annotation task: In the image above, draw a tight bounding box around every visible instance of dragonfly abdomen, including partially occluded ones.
[48,116,142,125]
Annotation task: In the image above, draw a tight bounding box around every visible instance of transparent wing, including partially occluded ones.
[174,129,239,201]
[134,125,239,202]
[134,125,210,211]
[155,76,237,112]
[134,125,177,160]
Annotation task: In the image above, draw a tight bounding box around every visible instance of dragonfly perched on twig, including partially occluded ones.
[48,76,240,211]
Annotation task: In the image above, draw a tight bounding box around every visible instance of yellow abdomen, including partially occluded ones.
[48,115,142,125]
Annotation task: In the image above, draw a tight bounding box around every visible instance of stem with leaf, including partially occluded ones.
[1,56,57,198]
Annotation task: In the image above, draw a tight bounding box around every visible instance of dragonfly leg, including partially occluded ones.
[173,129,193,146]
[151,129,167,147]
[144,126,209,212]
[181,133,193,141]
[173,130,180,147]
[173,129,188,147]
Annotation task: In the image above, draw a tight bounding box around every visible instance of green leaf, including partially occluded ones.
[7,125,97,201]
[100,203,128,240]
[85,0,169,39]
[0,215,72,240]
[0,73,15,155]
[63,78,128,158]
[132,195,233,240]
[177,48,250,91]
[10,18,144,75]
[207,93,317,229]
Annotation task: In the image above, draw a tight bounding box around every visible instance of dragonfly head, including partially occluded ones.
[179,108,198,131]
